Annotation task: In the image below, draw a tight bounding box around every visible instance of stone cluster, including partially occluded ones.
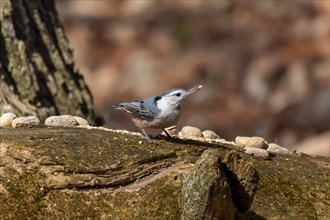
[172,125,290,159]
[0,113,89,128]
[235,136,290,159]
[178,126,220,140]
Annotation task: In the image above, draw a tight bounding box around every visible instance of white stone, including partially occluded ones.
[74,116,89,126]
[244,147,270,159]
[0,113,17,127]
[202,130,220,139]
[235,136,268,149]
[45,115,79,127]
[12,116,40,128]
[180,126,203,138]
[267,143,289,154]
[235,136,249,147]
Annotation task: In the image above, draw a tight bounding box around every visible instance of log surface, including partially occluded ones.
[0,127,329,219]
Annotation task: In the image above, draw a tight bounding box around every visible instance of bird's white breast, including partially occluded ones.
[154,98,181,128]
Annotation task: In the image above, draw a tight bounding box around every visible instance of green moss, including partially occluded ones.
[1,127,207,174]
[0,167,47,219]
[26,173,181,220]
[251,155,330,219]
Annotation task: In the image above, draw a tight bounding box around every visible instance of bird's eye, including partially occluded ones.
[175,93,181,97]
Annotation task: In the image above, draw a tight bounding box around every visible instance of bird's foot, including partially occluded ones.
[148,139,160,145]
[159,129,182,142]
[139,135,160,145]
[140,130,161,145]
[149,133,167,139]
[149,133,183,144]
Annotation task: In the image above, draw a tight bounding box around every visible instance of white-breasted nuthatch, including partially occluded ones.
[113,85,202,143]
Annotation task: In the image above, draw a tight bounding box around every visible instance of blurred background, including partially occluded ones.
[55,1,329,156]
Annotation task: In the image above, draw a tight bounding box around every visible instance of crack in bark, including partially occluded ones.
[43,161,188,194]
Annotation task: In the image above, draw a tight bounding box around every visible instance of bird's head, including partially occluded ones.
[155,85,203,108]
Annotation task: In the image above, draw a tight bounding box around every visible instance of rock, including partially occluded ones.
[267,143,289,154]
[244,147,270,159]
[180,126,203,138]
[0,113,17,127]
[11,116,40,128]
[235,136,268,149]
[202,130,220,139]
[45,115,79,127]
[235,136,249,147]
[74,116,89,126]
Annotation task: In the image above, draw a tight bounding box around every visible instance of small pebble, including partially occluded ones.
[244,147,270,159]
[235,136,268,149]
[267,143,289,154]
[180,126,203,138]
[202,130,220,139]
[12,116,40,128]
[45,115,78,127]
[0,113,17,127]
[74,116,89,126]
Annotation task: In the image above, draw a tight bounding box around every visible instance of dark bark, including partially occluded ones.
[0,0,101,124]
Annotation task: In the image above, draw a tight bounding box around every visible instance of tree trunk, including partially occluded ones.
[0,0,100,124]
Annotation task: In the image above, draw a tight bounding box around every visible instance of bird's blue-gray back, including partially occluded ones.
[115,96,161,118]
[139,96,161,117]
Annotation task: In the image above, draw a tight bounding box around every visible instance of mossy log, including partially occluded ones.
[0,0,100,124]
[0,127,329,220]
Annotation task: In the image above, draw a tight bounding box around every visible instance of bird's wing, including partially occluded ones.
[114,100,155,118]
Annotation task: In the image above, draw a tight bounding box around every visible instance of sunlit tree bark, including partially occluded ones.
[0,0,100,124]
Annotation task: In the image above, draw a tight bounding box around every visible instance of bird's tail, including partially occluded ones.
[113,102,127,110]
[113,103,133,114]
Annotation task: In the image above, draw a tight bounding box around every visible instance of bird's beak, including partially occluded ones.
[185,85,203,96]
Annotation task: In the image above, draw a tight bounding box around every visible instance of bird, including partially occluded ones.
[113,85,202,144]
